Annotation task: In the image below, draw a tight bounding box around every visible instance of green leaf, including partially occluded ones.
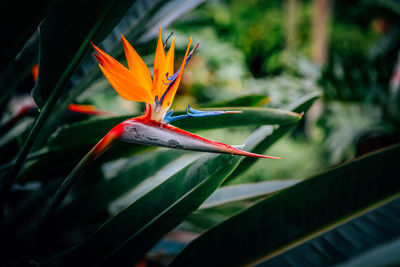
[62,153,242,266]
[173,107,301,130]
[225,92,320,183]
[170,144,400,266]
[16,142,148,183]
[53,149,192,231]
[200,180,301,209]
[32,0,136,109]
[48,107,301,148]
[202,95,270,108]
[337,235,400,267]
[59,118,280,266]
[256,196,400,266]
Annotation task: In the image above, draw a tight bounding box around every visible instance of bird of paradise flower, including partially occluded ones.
[35,29,282,240]
[89,29,281,159]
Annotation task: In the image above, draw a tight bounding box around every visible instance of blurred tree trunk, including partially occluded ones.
[285,0,299,51]
[311,0,332,65]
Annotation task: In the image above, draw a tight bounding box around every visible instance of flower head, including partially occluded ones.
[91,29,281,159]
[92,28,200,122]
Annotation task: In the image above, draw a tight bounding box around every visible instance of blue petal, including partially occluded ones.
[164,106,233,123]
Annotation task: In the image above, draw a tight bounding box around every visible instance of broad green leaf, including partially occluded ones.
[202,95,270,108]
[200,180,301,209]
[48,107,301,148]
[16,142,149,183]
[225,92,320,184]
[257,196,400,266]
[173,107,301,130]
[171,144,400,266]
[32,0,136,109]
[59,118,280,266]
[337,235,400,267]
[0,0,55,71]
[63,153,242,266]
[0,118,34,147]
[184,180,301,233]
[53,149,191,231]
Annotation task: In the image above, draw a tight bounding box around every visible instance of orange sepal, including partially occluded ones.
[121,34,153,91]
[91,42,154,103]
[161,37,192,108]
[153,28,166,98]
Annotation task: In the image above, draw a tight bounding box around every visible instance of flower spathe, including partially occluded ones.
[91,28,281,159]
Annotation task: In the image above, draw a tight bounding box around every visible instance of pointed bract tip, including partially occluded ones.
[235,149,283,159]
[224,110,242,114]
[93,53,104,66]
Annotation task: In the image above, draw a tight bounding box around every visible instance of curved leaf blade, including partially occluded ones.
[63,153,242,266]
[258,195,400,266]
[225,92,320,183]
[171,144,400,266]
[200,180,301,209]
[60,117,282,266]
[32,0,136,109]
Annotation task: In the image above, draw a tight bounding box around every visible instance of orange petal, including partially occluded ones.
[153,28,166,98]
[99,64,153,102]
[161,37,192,108]
[165,37,175,85]
[121,34,153,91]
[155,37,176,102]
[92,43,153,103]
[32,64,39,82]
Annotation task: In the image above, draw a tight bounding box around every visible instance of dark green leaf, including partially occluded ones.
[225,92,320,183]
[53,149,191,230]
[63,153,242,266]
[171,144,400,266]
[337,234,400,267]
[60,118,279,266]
[257,196,400,266]
[16,142,148,183]
[200,180,301,209]
[32,0,136,109]
[202,95,270,108]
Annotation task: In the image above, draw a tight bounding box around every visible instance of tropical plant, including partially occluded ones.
[0,0,399,266]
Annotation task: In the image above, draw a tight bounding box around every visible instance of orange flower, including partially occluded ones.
[92,28,196,122]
